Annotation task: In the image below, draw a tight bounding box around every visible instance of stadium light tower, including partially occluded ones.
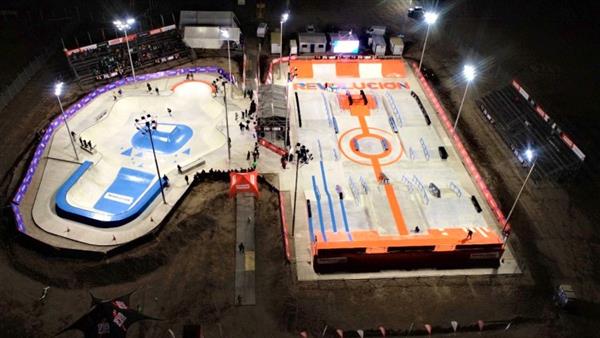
[54,82,79,161]
[453,64,476,131]
[134,114,166,204]
[279,12,289,80]
[220,29,232,89]
[503,148,537,233]
[114,18,136,82]
[418,11,439,71]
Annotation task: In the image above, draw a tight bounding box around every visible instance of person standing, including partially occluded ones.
[185,175,189,185]
[246,151,251,161]
[466,229,473,240]
[155,87,160,95]
[238,242,245,253]
[167,108,172,117]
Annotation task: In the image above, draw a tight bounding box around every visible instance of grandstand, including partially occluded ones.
[65,25,192,87]
[477,80,585,181]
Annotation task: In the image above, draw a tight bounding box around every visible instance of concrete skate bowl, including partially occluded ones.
[11,66,232,246]
[55,161,165,228]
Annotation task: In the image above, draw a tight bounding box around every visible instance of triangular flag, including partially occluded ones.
[424,324,432,335]
[478,320,484,331]
[356,329,364,338]
[378,325,386,337]
[299,331,308,338]
[451,321,458,332]
[336,329,344,338]
[183,148,191,155]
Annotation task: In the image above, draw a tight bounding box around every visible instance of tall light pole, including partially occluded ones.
[54,82,79,161]
[279,12,289,80]
[418,11,439,71]
[134,114,166,204]
[503,148,537,233]
[221,29,232,88]
[453,64,476,131]
[114,18,136,82]
[222,80,231,162]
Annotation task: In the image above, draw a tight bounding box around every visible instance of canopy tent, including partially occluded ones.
[57,291,157,338]
[229,171,259,197]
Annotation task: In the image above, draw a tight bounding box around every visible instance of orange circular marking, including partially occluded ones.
[338,127,404,166]
[170,79,216,93]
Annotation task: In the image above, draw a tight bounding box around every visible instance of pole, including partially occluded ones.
[502,160,536,232]
[57,95,79,161]
[147,126,166,204]
[279,20,284,79]
[291,153,300,236]
[226,38,232,88]
[418,24,431,71]
[453,81,470,131]
[223,83,231,162]
[123,27,136,81]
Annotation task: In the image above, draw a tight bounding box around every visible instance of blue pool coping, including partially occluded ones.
[12,66,233,233]
[55,161,164,228]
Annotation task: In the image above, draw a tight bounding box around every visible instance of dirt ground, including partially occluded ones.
[1,1,599,337]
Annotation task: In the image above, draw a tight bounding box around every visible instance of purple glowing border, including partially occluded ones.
[11,66,233,233]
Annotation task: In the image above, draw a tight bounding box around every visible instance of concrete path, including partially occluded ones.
[234,193,256,305]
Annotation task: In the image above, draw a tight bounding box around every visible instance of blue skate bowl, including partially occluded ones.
[55,161,165,228]
[131,123,193,154]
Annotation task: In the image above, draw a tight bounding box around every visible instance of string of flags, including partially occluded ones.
[299,320,515,337]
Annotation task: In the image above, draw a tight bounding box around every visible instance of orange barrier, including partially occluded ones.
[289,59,407,79]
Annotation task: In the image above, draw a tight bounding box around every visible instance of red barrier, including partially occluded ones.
[258,137,287,156]
[279,192,291,262]
[411,62,509,232]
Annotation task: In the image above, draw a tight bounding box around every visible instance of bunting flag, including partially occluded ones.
[378,325,386,336]
[356,329,364,338]
[336,329,344,338]
[478,320,485,331]
[450,321,458,332]
[300,331,308,338]
[424,324,432,335]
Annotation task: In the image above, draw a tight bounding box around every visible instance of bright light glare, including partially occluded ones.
[281,12,289,23]
[54,82,63,96]
[221,29,230,39]
[424,12,439,25]
[463,65,476,81]
[525,148,535,162]
[114,17,134,30]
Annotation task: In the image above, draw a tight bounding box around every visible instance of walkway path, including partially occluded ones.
[234,193,256,305]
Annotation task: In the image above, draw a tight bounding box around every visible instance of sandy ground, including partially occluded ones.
[1,1,599,337]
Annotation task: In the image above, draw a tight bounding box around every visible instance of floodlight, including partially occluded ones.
[525,148,535,162]
[463,65,476,81]
[281,12,289,23]
[54,82,63,96]
[424,12,439,25]
[126,18,135,25]
[220,29,230,39]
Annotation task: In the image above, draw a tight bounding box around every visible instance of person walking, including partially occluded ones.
[238,242,245,254]
[466,229,473,240]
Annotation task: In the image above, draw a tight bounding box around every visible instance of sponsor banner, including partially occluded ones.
[293,81,409,91]
[65,43,98,56]
[149,28,162,35]
[535,106,550,122]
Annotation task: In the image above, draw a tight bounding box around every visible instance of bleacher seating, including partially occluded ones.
[65,26,192,87]
[476,85,584,181]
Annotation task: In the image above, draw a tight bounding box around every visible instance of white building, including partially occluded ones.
[298,32,327,54]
